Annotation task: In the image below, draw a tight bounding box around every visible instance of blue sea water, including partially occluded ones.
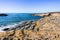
[0,13,43,26]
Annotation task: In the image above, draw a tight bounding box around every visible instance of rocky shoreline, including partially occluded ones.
[2,20,36,31]
[0,12,60,40]
[32,12,60,17]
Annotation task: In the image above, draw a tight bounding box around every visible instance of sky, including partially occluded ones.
[0,0,60,13]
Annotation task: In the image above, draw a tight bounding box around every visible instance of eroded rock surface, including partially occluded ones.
[0,12,60,40]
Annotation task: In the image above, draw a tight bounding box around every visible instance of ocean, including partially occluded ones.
[0,13,43,32]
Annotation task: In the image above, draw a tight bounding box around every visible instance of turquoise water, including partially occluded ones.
[0,13,43,26]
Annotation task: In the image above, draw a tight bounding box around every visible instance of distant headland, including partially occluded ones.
[0,13,8,16]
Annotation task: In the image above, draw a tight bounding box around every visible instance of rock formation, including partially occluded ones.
[0,14,8,16]
[32,12,60,17]
[0,12,60,40]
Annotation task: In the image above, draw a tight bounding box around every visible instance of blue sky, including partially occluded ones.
[0,0,60,13]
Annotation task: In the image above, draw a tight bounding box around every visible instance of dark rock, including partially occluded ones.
[31,25,35,30]
[3,27,16,31]
[18,39,20,40]
[43,13,51,17]
[10,38,13,40]
[3,38,9,40]
[0,14,8,16]
[2,21,35,31]
[37,28,39,31]
[3,28,9,31]
[25,25,31,30]
[14,21,34,30]
[26,39,32,40]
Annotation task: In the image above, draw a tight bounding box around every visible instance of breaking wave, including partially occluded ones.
[0,21,25,32]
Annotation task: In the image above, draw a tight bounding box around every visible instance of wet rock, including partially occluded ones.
[2,27,15,31]
[3,28,9,31]
[13,20,35,30]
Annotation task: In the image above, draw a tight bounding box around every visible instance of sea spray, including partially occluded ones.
[0,21,26,32]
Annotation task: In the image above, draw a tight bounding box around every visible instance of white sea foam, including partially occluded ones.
[0,21,26,32]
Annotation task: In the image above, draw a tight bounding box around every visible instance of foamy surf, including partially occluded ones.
[0,21,26,32]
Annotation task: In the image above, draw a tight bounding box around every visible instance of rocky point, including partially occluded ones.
[0,12,60,40]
